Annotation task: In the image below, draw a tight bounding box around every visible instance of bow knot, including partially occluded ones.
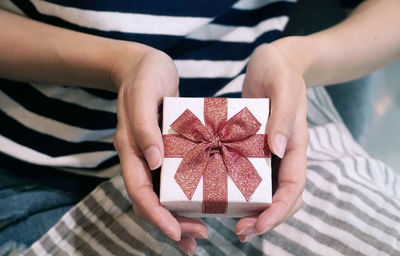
[163,98,269,213]
[209,136,223,154]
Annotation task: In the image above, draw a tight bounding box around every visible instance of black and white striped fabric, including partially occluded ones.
[23,87,400,255]
[0,0,295,178]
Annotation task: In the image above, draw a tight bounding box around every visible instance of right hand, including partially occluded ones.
[111,45,208,255]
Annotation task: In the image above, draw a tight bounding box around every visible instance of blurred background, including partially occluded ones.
[361,60,400,172]
[285,0,400,172]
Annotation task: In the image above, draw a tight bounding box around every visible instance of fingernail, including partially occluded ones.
[273,133,287,158]
[193,231,208,239]
[144,146,162,170]
[240,236,248,243]
[172,234,181,242]
[167,229,181,242]
[256,223,273,235]
[236,227,256,236]
[186,249,193,256]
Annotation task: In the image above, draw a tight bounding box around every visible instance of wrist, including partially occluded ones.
[270,36,315,86]
[108,41,153,91]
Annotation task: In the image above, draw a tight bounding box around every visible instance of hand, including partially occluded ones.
[236,41,309,241]
[111,45,208,255]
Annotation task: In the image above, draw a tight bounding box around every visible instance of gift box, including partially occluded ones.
[160,97,272,217]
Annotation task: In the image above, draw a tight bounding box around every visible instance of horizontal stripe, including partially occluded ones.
[31,0,211,36]
[305,179,400,240]
[59,214,115,256]
[0,0,24,15]
[212,1,293,26]
[40,0,237,17]
[187,16,287,42]
[175,58,248,78]
[168,30,281,60]
[217,92,242,98]
[276,222,342,256]
[302,194,399,254]
[12,1,184,50]
[0,135,116,168]
[0,152,105,194]
[75,203,154,256]
[0,110,115,157]
[78,87,117,100]
[301,203,397,256]
[31,84,117,113]
[58,163,121,178]
[263,229,318,256]
[309,125,400,212]
[214,74,244,96]
[308,162,400,221]
[288,214,366,256]
[91,181,182,256]
[0,90,114,143]
[0,80,117,130]
[308,143,400,216]
[307,168,400,227]
[233,0,296,10]
[179,77,231,97]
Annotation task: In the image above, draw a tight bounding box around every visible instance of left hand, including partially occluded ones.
[236,41,309,242]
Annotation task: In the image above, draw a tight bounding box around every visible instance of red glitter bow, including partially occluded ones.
[163,98,269,213]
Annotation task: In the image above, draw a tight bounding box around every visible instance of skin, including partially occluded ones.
[0,0,400,254]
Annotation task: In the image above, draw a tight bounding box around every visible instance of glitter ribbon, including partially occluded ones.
[163,98,269,213]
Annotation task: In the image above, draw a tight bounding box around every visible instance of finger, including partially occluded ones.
[254,134,307,235]
[267,78,305,158]
[238,233,257,243]
[119,84,165,170]
[115,128,181,241]
[176,216,208,239]
[236,195,303,238]
[176,236,197,256]
[236,215,257,236]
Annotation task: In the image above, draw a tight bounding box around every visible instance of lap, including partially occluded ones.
[0,167,86,251]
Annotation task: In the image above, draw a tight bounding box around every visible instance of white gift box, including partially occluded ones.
[160,97,272,217]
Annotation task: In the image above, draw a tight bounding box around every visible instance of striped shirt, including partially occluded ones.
[0,0,295,179]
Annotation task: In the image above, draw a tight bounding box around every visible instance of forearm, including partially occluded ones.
[273,0,400,87]
[0,9,149,91]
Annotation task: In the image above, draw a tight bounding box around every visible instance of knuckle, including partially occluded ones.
[113,132,124,150]
[133,121,148,137]
[125,83,138,99]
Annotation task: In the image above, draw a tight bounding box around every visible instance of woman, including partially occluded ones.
[0,0,399,255]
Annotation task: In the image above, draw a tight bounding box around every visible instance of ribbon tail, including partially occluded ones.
[203,153,228,213]
[222,146,262,201]
[174,142,209,200]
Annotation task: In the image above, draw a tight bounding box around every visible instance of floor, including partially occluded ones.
[360,60,400,172]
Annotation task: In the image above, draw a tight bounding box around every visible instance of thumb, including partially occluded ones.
[127,84,164,170]
[267,82,304,158]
